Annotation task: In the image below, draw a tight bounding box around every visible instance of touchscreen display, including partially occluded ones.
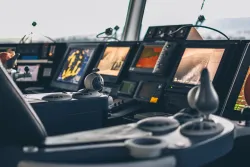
[173,48,224,85]
[97,47,130,76]
[138,82,158,99]
[119,81,137,95]
[56,47,95,84]
[135,46,163,68]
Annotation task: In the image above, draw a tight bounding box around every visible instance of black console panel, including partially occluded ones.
[106,40,247,124]
[16,115,234,167]
[1,39,250,167]
[144,24,193,42]
[14,43,67,90]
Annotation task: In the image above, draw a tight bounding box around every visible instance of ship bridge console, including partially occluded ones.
[1,1,250,165]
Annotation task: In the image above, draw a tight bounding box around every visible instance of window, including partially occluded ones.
[0,0,130,43]
[141,0,250,40]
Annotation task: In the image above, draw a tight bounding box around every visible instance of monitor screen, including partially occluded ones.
[16,65,40,82]
[96,46,130,76]
[138,82,157,98]
[135,46,163,68]
[118,81,137,96]
[56,48,95,85]
[173,48,225,85]
[234,67,250,111]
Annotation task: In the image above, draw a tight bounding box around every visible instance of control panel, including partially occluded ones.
[134,81,164,103]
[15,43,67,90]
[107,41,184,123]
[144,24,194,42]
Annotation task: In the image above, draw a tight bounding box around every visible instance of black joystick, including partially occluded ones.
[195,68,219,120]
[180,68,224,137]
[173,86,201,124]
[24,66,30,73]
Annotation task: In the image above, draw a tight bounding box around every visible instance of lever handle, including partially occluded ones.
[194,68,219,116]
[187,86,199,109]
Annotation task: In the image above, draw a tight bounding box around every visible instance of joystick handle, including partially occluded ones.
[24,66,30,73]
[194,68,219,118]
[187,86,199,109]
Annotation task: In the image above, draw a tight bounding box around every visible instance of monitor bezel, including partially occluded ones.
[94,42,138,84]
[221,43,250,120]
[129,42,164,74]
[50,43,100,91]
[170,41,231,90]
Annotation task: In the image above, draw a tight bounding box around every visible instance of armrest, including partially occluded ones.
[18,155,176,167]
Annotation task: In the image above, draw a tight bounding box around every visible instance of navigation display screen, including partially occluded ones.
[16,65,40,82]
[118,81,137,95]
[97,46,130,76]
[135,46,163,68]
[173,48,224,85]
[234,67,250,111]
[56,47,95,84]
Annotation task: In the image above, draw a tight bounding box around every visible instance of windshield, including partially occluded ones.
[141,0,250,40]
[0,0,130,43]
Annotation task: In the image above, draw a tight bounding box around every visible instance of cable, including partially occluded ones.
[168,25,230,40]
[99,36,120,41]
[96,26,120,41]
[38,33,56,43]
[19,21,56,43]
[96,32,105,38]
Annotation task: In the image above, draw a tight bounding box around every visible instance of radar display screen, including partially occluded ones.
[56,48,95,84]
[234,67,250,111]
[173,48,224,85]
[118,81,137,96]
[135,46,163,68]
[97,47,130,76]
[16,65,40,82]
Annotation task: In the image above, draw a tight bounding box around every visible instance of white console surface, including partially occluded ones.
[23,92,73,103]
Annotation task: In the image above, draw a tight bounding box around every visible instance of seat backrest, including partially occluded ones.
[0,62,47,145]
